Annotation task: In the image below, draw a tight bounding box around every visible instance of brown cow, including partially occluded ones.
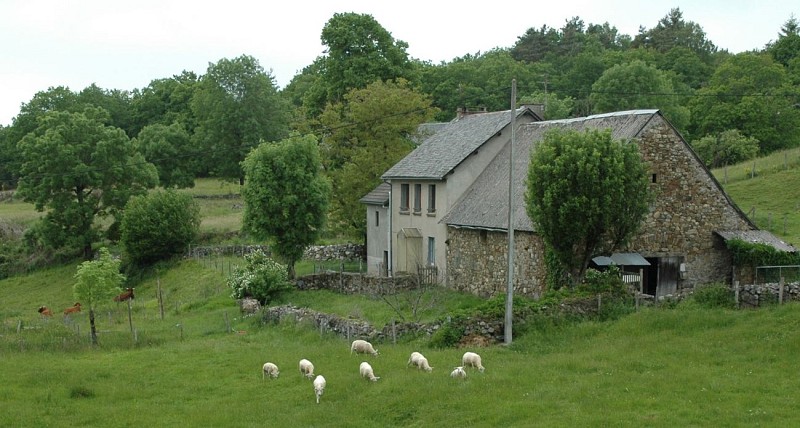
[63,302,81,315]
[113,287,135,302]
[38,306,53,317]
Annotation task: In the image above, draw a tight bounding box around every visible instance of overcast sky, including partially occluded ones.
[1,0,797,126]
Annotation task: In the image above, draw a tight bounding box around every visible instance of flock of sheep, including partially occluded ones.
[261,339,486,404]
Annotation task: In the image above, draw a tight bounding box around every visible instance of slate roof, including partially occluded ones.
[359,182,390,206]
[381,107,540,180]
[716,230,797,253]
[442,110,658,231]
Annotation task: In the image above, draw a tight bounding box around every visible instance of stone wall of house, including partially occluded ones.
[446,228,547,299]
[626,116,753,290]
[445,116,756,300]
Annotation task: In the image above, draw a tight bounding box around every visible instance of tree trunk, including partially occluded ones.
[89,308,98,345]
[287,261,296,280]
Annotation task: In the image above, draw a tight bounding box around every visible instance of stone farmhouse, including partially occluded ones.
[361,108,794,299]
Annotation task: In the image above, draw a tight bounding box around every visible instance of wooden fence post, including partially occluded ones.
[158,278,165,321]
[734,281,740,309]
[779,276,785,305]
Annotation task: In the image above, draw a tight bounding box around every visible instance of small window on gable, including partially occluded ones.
[375,210,379,227]
[652,173,657,183]
[400,184,409,211]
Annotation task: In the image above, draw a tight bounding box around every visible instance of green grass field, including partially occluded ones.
[2,260,800,426]
[712,147,800,246]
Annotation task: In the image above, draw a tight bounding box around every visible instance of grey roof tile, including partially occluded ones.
[382,108,538,180]
[359,182,390,205]
[441,110,658,231]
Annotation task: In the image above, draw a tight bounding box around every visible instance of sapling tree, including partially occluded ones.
[73,247,126,345]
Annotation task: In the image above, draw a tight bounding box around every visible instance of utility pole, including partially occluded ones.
[505,79,517,346]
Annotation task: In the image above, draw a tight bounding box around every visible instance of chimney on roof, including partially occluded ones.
[456,106,489,120]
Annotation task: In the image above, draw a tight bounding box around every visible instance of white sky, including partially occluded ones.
[1,0,797,126]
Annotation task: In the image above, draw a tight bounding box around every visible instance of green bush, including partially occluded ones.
[227,249,292,304]
[429,314,467,348]
[120,189,200,265]
[692,283,736,309]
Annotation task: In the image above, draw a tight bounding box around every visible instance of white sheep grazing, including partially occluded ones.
[462,351,485,372]
[313,375,326,404]
[350,339,379,356]
[407,351,424,367]
[262,362,280,379]
[416,355,433,372]
[299,358,315,379]
[359,361,380,382]
[450,366,467,379]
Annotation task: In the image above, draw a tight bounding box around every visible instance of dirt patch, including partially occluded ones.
[458,333,494,348]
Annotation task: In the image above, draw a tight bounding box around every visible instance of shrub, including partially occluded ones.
[692,283,736,309]
[120,189,200,265]
[227,249,292,304]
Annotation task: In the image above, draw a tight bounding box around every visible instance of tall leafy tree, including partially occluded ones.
[320,79,438,237]
[525,128,651,285]
[632,8,718,61]
[691,129,760,168]
[192,55,289,184]
[73,247,125,345]
[17,108,158,259]
[689,53,800,154]
[134,122,197,188]
[3,87,83,187]
[591,60,690,132]
[241,133,330,279]
[767,16,800,68]
[130,71,199,137]
[419,49,541,121]
[305,12,416,116]
[77,84,134,136]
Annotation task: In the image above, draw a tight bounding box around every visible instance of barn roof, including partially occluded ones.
[442,110,658,231]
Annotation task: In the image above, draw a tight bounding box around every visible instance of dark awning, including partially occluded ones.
[592,252,651,267]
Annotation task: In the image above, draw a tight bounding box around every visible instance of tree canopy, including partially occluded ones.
[303,12,416,116]
[17,108,158,259]
[319,79,438,237]
[525,128,651,285]
[591,60,690,132]
[192,55,289,184]
[241,133,330,278]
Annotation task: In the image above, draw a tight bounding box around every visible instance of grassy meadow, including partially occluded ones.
[712,147,800,246]
[2,259,800,426]
[2,166,800,426]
